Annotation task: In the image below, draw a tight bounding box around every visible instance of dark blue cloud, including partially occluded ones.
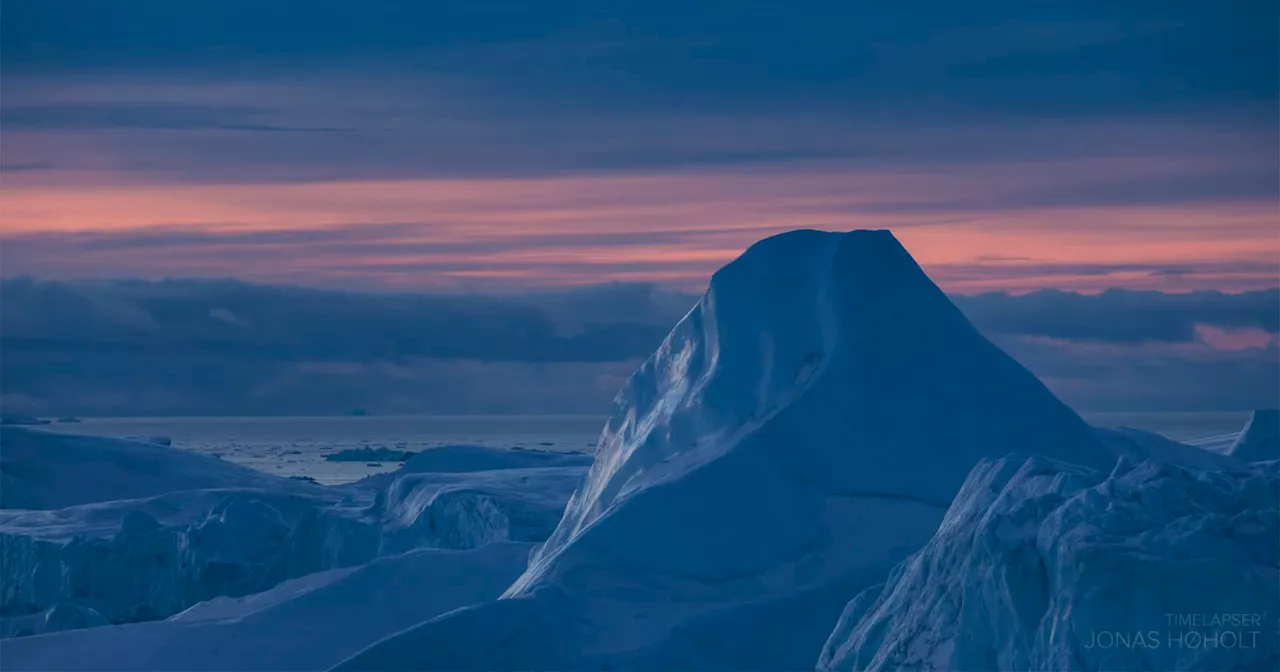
[3,1,1274,185]
[2,278,1276,417]
[954,288,1280,344]
[5,1,1275,118]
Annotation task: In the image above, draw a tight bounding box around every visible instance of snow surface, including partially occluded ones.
[1093,426,1241,471]
[0,602,109,639]
[337,229,1122,671]
[1,543,534,671]
[0,426,323,510]
[1228,410,1280,463]
[817,454,1278,671]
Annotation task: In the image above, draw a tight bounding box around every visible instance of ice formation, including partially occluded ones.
[337,229,1121,671]
[817,455,1278,671]
[1228,410,1280,463]
[2,543,534,671]
[0,430,586,638]
[324,447,415,462]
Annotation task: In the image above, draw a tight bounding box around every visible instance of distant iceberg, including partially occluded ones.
[324,446,415,462]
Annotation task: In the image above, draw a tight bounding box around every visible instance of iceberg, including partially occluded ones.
[337,229,1120,671]
[817,455,1278,671]
[7,229,1262,671]
[324,447,415,463]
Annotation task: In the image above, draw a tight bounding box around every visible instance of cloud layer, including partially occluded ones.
[2,279,1275,416]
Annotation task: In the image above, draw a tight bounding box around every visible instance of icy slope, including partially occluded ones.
[817,455,1279,671]
[1228,410,1279,463]
[337,229,1117,671]
[0,427,321,510]
[2,542,533,671]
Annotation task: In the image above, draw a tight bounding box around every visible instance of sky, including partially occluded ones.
[2,0,1277,293]
[1,2,1276,416]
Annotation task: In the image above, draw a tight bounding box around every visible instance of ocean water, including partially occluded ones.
[44,415,604,485]
[43,411,1249,484]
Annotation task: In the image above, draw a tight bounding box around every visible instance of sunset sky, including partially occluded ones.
[3,1,1276,293]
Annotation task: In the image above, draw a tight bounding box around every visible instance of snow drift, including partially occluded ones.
[817,455,1278,671]
[0,427,319,510]
[337,229,1120,671]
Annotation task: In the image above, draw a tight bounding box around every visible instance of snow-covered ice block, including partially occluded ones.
[817,455,1279,671]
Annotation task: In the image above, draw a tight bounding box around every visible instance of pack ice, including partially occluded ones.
[0,426,587,662]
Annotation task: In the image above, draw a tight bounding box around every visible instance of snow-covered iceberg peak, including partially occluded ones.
[520,229,1112,586]
[338,229,1121,671]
